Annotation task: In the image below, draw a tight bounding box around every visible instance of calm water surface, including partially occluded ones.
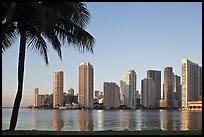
[2,108,202,131]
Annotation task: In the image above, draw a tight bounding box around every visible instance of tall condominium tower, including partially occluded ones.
[141,78,156,108]
[33,88,39,107]
[120,70,137,109]
[198,66,202,99]
[181,59,200,108]
[147,70,161,100]
[78,62,94,108]
[103,82,120,109]
[164,67,174,108]
[53,70,64,108]
[173,75,181,108]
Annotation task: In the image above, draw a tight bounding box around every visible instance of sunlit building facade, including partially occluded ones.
[141,78,156,108]
[78,62,94,108]
[33,88,39,107]
[147,70,161,100]
[164,67,174,108]
[198,66,202,99]
[181,59,200,108]
[103,82,120,109]
[120,70,137,109]
[53,70,64,108]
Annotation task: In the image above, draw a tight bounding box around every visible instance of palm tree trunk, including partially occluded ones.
[9,30,26,131]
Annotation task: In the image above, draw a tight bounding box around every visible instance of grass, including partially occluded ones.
[2,130,202,135]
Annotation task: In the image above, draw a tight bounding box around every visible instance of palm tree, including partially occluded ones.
[2,2,95,131]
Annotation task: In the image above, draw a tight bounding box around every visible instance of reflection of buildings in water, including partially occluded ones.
[119,110,130,130]
[160,110,168,130]
[135,110,142,130]
[52,109,64,131]
[78,110,93,131]
[180,111,189,130]
[32,110,38,130]
[148,111,161,130]
[160,110,182,131]
[140,110,161,130]
[95,110,103,130]
[187,111,202,130]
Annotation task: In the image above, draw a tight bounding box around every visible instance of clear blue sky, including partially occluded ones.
[2,2,202,107]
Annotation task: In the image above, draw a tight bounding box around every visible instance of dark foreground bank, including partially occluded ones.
[2,130,202,135]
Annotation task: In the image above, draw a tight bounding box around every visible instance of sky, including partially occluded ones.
[2,2,202,107]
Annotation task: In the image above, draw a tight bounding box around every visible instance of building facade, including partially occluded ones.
[164,67,174,108]
[173,75,182,108]
[103,82,120,109]
[181,59,200,108]
[68,88,74,95]
[78,62,94,108]
[147,70,161,100]
[141,78,156,108]
[33,88,39,107]
[198,66,202,99]
[120,70,137,109]
[53,70,64,108]
[33,88,49,107]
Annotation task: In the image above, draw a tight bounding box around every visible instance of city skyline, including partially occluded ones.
[2,2,202,107]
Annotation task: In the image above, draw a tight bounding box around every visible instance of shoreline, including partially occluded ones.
[2,130,202,135]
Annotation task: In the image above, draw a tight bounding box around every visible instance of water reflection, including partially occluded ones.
[77,110,93,131]
[52,109,64,131]
[119,110,131,130]
[3,108,201,131]
[159,110,200,131]
[32,110,38,130]
[139,110,161,130]
[95,110,104,130]
[135,110,142,130]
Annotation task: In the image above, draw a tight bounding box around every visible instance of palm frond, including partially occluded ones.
[2,22,17,53]
[26,26,49,64]
[55,18,95,53]
[42,2,90,28]
[42,27,62,60]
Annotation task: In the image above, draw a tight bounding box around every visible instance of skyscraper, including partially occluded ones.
[181,59,200,108]
[53,70,64,108]
[164,67,174,108]
[198,66,202,99]
[120,70,137,109]
[33,88,49,107]
[173,75,181,108]
[78,62,94,108]
[141,78,156,108]
[103,82,120,109]
[33,88,39,107]
[147,70,161,100]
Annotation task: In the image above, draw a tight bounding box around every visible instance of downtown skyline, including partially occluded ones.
[2,2,202,107]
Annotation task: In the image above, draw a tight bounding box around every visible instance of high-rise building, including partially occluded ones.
[120,70,137,109]
[33,88,39,107]
[198,66,202,99]
[78,62,94,108]
[33,88,49,107]
[53,70,64,108]
[181,59,200,108]
[147,70,161,100]
[164,67,174,108]
[103,82,120,109]
[36,94,49,107]
[141,78,156,108]
[68,88,74,95]
[173,75,181,108]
